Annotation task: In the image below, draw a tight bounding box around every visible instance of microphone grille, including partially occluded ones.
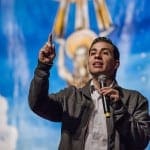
[98,74,107,82]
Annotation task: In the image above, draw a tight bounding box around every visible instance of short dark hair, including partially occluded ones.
[89,37,120,60]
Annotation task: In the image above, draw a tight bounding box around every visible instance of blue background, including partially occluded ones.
[0,0,150,149]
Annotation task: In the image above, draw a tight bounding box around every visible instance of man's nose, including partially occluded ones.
[95,52,102,59]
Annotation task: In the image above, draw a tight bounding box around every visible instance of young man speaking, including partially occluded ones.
[29,36,150,150]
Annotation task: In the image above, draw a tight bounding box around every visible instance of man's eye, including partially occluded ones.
[90,52,96,56]
[102,50,110,55]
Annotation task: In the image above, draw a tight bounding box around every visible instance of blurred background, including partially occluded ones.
[0,0,150,149]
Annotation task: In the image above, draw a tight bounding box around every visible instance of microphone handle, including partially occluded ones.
[100,80,111,118]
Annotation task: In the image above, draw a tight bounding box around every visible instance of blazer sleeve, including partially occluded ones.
[28,60,65,122]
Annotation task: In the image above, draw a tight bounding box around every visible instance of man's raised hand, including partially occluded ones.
[39,34,56,65]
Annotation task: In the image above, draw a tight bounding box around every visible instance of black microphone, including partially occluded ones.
[98,75,111,118]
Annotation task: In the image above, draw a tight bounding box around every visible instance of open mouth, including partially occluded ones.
[93,62,103,67]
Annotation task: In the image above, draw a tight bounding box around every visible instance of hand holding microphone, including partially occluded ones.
[98,75,111,117]
[98,75,120,117]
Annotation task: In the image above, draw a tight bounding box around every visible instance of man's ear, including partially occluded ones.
[115,60,120,69]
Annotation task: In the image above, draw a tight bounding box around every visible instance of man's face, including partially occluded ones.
[88,41,119,78]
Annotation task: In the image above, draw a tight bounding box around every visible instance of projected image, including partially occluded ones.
[0,0,150,149]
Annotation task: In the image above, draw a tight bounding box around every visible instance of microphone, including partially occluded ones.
[98,75,111,118]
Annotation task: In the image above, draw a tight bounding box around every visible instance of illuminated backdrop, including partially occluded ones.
[0,0,150,149]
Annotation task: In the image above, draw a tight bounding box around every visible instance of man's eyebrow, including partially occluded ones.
[101,47,112,51]
[89,48,97,52]
[89,47,112,52]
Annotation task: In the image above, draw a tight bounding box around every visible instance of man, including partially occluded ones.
[28,36,150,150]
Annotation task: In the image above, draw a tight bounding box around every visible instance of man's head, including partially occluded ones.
[88,37,120,79]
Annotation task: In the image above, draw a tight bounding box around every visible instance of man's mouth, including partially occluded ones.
[93,62,103,67]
